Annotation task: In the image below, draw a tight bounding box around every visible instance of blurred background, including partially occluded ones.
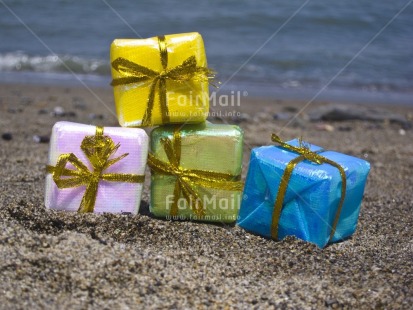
[0,0,412,104]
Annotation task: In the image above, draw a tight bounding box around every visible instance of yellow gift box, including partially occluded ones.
[110,32,214,127]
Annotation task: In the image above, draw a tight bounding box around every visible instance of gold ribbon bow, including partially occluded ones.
[46,126,145,213]
[148,127,243,217]
[270,134,347,242]
[111,35,216,126]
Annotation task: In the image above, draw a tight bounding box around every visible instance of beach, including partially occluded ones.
[0,83,412,309]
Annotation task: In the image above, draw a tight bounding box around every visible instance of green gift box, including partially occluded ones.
[149,122,244,223]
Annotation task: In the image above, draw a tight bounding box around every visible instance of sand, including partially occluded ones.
[0,83,412,309]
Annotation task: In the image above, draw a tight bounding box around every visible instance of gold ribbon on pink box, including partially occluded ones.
[46,126,145,213]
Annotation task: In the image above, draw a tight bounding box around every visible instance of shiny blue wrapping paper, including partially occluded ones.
[237,139,370,248]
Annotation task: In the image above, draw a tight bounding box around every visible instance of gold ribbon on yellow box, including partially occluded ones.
[148,127,243,218]
[270,134,347,242]
[111,34,216,127]
[46,126,145,213]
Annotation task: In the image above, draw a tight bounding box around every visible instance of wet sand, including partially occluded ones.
[0,84,412,309]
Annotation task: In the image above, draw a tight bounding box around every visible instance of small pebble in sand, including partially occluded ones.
[399,129,406,136]
[88,113,104,120]
[33,135,50,143]
[52,106,65,117]
[315,123,334,132]
[233,112,251,123]
[65,111,77,118]
[8,108,23,114]
[273,112,292,121]
[20,97,33,105]
[253,112,270,122]
[73,97,87,110]
[1,133,12,141]
[338,125,352,132]
[282,106,298,113]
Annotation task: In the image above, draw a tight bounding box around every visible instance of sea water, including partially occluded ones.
[0,0,412,104]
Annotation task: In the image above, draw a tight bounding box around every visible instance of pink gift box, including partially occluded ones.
[45,121,148,214]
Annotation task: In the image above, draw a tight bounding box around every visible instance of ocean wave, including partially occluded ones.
[0,52,110,75]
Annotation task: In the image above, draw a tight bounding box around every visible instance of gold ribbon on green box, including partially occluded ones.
[111,35,216,126]
[148,127,243,217]
[46,126,145,213]
[270,134,347,242]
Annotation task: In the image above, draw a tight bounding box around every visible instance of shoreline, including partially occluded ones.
[1,82,412,129]
[0,71,412,107]
[0,82,412,308]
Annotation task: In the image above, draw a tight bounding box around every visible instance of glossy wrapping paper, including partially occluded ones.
[110,32,210,127]
[237,139,370,248]
[45,121,149,214]
[150,123,243,223]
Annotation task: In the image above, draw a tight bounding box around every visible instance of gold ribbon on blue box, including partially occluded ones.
[237,135,370,248]
[110,33,215,127]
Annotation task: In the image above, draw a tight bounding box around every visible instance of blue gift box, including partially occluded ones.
[237,137,370,248]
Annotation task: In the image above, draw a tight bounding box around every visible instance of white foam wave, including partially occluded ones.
[0,52,110,75]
